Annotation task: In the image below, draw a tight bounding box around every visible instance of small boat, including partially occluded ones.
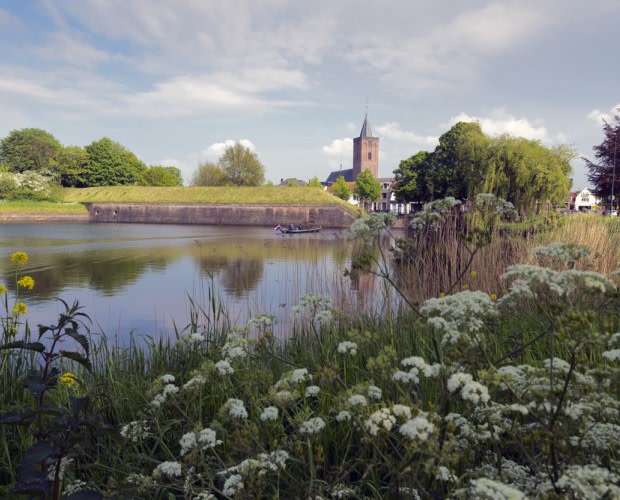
[276,225,322,234]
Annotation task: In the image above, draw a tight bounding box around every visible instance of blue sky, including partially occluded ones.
[1,0,618,189]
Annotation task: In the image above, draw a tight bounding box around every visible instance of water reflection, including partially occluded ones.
[0,223,360,341]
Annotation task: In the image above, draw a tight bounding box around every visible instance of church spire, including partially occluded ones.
[359,112,374,138]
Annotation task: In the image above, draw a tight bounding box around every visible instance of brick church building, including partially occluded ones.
[325,112,379,184]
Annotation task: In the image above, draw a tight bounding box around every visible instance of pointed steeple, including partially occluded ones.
[359,112,374,138]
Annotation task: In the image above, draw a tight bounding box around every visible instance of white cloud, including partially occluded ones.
[203,139,256,159]
[375,123,437,146]
[447,109,550,142]
[587,106,620,125]
[322,138,353,156]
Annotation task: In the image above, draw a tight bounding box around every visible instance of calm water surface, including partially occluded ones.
[0,222,376,343]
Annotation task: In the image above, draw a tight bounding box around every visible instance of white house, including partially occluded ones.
[571,188,601,212]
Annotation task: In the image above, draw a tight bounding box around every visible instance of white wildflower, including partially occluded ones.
[163,384,179,396]
[183,375,206,390]
[338,341,358,355]
[224,398,248,419]
[153,461,182,479]
[222,344,247,360]
[348,394,368,407]
[399,414,434,441]
[120,420,151,442]
[447,372,490,405]
[161,374,175,384]
[305,385,321,397]
[215,359,234,375]
[260,406,279,422]
[198,428,222,449]
[557,465,620,499]
[367,385,382,400]
[470,477,526,499]
[435,466,457,483]
[336,411,351,421]
[223,474,244,497]
[603,349,620,361]
[290,368,311,384]
[179,432,197,456]
[47,457,73,481]
[392,404,412,419]
[299,417,326,435]
[365,408,396,436]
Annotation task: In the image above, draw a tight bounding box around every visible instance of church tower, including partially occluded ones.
[352,111,379,179]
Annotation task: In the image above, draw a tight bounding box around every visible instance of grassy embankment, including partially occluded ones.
[0,186,356,215]
[2,206,620,498]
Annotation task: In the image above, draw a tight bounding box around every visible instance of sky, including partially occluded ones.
[1,1,618,189]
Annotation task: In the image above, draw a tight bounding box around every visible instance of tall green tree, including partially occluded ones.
[584,111,620,210]
[392,151,428,203]
[218,143,265,186]
[331,175,351,201]
[83,137,147,186]
[49,146,90,187]
[0,128,62,174]
[353,169,381,210]
[191,161,227,186]
[142,165,184,186]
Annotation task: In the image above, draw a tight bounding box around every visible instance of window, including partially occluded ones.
[368,151,372,160]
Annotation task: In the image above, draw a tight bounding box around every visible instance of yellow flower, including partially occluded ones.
[0,284,6,295]
[59,372,76,387]
[11,252,28,266]
[471,271,477,278]
[462,284,469,290]
[490,293,497,301]
[17,276,35,290]
[439,292,445,298]
[12,302,28,315]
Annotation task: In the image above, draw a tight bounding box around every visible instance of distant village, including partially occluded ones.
[279,113,605,216]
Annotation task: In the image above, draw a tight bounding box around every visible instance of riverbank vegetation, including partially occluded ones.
[2,195,620,498]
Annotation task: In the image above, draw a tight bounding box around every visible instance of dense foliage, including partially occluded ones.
[585,111,620,210]
[353,169,381,210]
[393,122,574,215]
[0,128,62,174]
[191,143,266,187]
[331,175,351,201]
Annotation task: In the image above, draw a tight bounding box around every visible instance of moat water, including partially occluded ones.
[1,223,391,344]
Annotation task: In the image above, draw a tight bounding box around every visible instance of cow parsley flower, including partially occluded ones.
[447,372,490,405]
[399,414,434,442]
[348,394,368,407]
[305,385,321,397]
[183,375,206,390]
[153,461,182,479]
[198,428,222,449]
[120,420,151,442]
[338,341,358,355]
[367,385,382,400]
[260,406,279,421]
[179,432,197,456]
[215,359,234,375]
[223,474,244,496]
[365,408,396,436]
[299,417,326,435]
[469,477,526,499]
[556,465,620,499]
[161,374,175,384]
[224,398,248,419]
[336,411,352,422]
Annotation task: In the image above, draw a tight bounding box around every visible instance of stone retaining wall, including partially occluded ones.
[0,213,89,222]
[85,203,358,228]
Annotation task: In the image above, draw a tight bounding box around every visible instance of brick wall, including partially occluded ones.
[85,203,358,228]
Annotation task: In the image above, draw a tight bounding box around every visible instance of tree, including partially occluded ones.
[585,111,620,210]
[392,151,428,203]
[0,128,62,174]
[143,166,184,186]
[191,161,227,186]
[49,146,90,187]
[83,137,147,186]
[353,169,381,210]
[331,176,351,201]
[218,143,265,186]
[307,176,323,188]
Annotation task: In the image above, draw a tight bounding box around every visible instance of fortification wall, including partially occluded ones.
[85,203,358,228]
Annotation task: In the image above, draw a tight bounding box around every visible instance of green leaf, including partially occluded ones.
[64,329,91,357]
[59,350,93,371]
[0,340,45,352]
[0,411,36,426]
